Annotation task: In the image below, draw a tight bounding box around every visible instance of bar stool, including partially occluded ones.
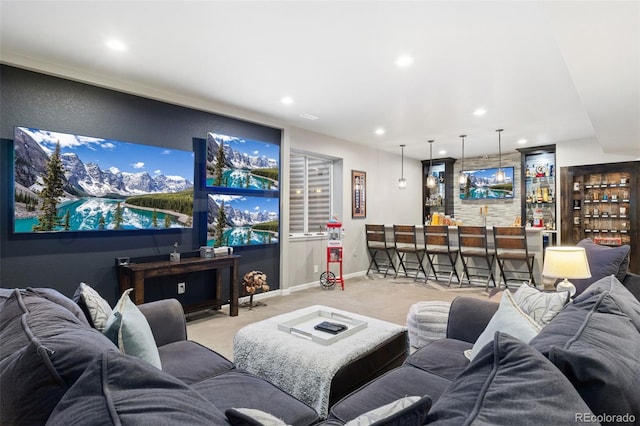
[365,224,397,277]
[492,226,536,288]
[457,226,496,289]
[423,225,460,286]
[393,225,427,280]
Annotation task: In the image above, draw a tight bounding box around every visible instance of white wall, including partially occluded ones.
[281,126,423,289]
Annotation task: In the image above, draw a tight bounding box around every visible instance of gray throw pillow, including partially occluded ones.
[572,238,630,296]
[512,283,570,325]
[530,275,640,420]
[426,332,595,425]
[47,351,227,425]
[0,289,117,425]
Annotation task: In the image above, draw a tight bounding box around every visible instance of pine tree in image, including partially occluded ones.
[33,142,65,231]
[214,141,226,186]
[114,202,123,230]
[214,200,227,247]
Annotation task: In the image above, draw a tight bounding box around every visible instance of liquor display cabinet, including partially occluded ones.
[422,157,456,224]
[560,161,640,274]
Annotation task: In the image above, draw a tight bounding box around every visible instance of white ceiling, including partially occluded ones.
[1,1,638,160]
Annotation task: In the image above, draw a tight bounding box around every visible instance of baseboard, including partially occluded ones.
[238,270,368,302]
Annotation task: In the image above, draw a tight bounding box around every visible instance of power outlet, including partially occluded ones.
[177,282,186,294]
[313,264,318,273]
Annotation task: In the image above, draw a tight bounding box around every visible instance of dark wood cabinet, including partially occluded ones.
[421,157,456,224]
[560,161,640,274]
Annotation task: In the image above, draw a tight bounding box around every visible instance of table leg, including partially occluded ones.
[215,269,222,310]
[230,258,239,316]
[132,274,145,305]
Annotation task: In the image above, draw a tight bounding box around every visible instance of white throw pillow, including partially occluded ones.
[73,282,112,331]
[225,408,289,426]
[469,290,541,361]
[103,289,162,369]
[512,284,569,326]
[344,396,430,426]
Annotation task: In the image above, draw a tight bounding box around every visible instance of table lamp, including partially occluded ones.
[542,246,592,297]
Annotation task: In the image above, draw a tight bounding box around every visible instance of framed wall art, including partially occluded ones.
[351,170,366,218]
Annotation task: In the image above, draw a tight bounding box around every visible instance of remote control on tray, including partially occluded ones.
[314,321,348,334]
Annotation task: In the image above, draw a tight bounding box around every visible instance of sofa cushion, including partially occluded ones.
[572,238,630,296]
[425,332,595,425]
[344,395,431,426]
[469,290,541,360]
[328,366,451,424]
[512,283,569,325]
[158,340,235,385]
[73,282,112,330]
[226,408,288,426]
[0,289,117,425]
[103,288,162,369]
[46,351,228,425]
[404,338,471,381]
[193,370,319,426]
[530,275,640,420]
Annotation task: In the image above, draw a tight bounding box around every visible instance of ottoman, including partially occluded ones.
[233,305,408,418]
[406,301,451,349]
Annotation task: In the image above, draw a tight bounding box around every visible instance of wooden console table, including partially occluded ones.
[117,255,241,316]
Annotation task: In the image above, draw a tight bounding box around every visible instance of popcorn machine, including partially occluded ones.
[320,221,344,290]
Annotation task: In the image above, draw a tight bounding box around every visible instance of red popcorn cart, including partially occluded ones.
[320,221,344,290]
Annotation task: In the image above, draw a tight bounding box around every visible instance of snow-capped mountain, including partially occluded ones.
[15,129,193,197]
[207,196,276,227]
[207,134,278,170]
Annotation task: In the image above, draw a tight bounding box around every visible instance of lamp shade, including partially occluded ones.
[542,246,592,279]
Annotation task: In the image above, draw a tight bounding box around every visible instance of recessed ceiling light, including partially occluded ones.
[105,39,127,52]
[375,128,385,136]
[281,96,294,105]
[439,150,447,155]
[395,55,414,67]
[299,113,319,120]
[517,138,528,145]
[473,108,487,116]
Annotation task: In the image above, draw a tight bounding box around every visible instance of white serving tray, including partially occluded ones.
[277,309,368,345]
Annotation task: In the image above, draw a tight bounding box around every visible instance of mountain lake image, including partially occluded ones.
[206,132,279,191]
[207,194,279,247]
[13,127,194,233]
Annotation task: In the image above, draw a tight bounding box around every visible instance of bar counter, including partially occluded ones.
[383,225,546,287]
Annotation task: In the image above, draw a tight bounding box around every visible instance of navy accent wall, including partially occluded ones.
[0,65,281,306]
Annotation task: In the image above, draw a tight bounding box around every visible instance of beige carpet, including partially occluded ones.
[186,274,491,361]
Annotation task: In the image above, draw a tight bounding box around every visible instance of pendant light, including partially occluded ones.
[426,140,436,188]
[398,144,407,190]
[458,134,467,185]
[495,129,505,183]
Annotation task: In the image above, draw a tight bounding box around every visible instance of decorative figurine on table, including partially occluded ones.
[241,270,269,310]
[170,242,180,262]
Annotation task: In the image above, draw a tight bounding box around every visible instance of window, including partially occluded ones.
[289,152,333,234]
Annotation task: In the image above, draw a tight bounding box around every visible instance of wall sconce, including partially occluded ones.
[495,129,505,182]
[426,140,436,188]
[458,134,467,185]
[398,144,407,190]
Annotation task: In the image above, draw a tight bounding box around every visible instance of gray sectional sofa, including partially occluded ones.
[324,275,640,425]
[0,287,319,425]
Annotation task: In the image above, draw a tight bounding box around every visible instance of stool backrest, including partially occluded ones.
[393,225,418,248]
[366,224,389,247]
[493,226,528,251]
[424,225,450,247]
[458,226,489,250]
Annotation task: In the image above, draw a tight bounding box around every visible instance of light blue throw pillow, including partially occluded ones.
[103,288,162,369]
[469,290,541,360]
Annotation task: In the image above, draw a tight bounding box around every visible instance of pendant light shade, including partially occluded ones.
[398,144,407,190]
[426,140,436,189]
[495,129,505,183]
[458,134,467,185]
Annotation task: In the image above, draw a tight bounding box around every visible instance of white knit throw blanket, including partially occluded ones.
[233,305,407,418]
